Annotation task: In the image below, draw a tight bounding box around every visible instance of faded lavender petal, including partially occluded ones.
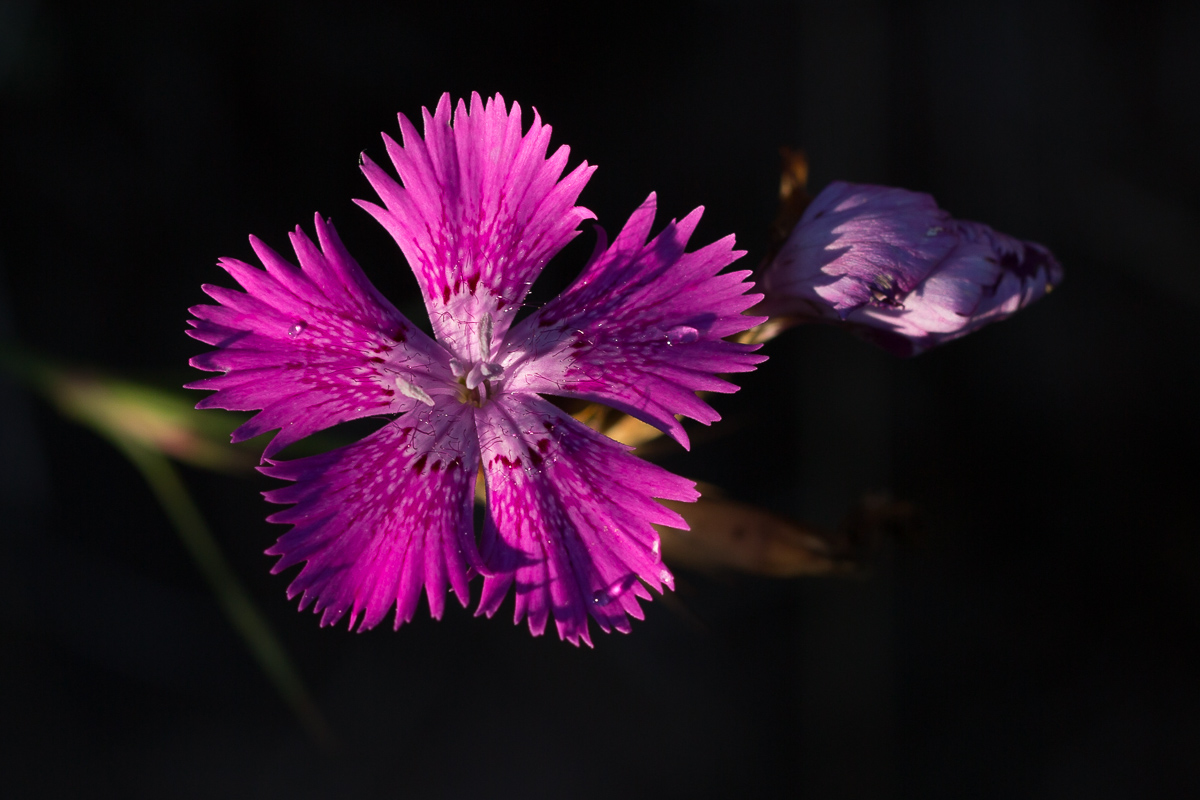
[188,93,764,643]
[759,181,1063,356]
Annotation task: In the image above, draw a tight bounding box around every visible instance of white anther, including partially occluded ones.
[479,313,494,360]
[396,376,435,407]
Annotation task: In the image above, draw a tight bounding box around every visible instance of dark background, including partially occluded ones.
[2,0,1198,797]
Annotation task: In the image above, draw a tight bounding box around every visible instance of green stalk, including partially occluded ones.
[115,439,334,749]
[1,342,333,748]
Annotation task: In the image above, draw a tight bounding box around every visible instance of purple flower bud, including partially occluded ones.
[759,181,1063,356]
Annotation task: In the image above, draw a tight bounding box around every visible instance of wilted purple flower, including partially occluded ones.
[187,93,765,645]
[759,181,1063,356]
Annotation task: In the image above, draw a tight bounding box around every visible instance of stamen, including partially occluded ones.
[479,313,494,360]
[464,363,486,391]
[396,376,435,407]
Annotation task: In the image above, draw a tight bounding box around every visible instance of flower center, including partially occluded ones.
[450,358,504,407]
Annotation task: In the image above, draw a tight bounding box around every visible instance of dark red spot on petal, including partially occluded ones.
[536,439,550,453]
[468,274,479,294]
[528,450,543,466]
[412,454,428,472]
[430,460,442,472]
[441,285,451,303]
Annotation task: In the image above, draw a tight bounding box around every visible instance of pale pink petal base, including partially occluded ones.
[261,402,480,631]
[474,394,695,646]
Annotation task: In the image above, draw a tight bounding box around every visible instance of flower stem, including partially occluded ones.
[0,341,333,749]
[115,439,334,749]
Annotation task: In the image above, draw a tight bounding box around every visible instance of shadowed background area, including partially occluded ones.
[2,0,1198,797]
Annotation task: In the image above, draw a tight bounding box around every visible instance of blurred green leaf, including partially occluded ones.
[1,341,333,748]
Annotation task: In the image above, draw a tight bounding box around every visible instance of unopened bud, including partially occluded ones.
[759,181,1063,356]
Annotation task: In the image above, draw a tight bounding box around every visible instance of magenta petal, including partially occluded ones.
[261,401,480,630]
[186,215,452,457]
[356,92,596,362]
[189,93,769,644]
[501,194,766,447]
[473,394,695,646]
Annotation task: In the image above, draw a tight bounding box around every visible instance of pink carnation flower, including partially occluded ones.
[759,181,1063,356]
[187,93,765,645]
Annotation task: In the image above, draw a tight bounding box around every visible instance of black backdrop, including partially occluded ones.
[2,1,1198,797]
